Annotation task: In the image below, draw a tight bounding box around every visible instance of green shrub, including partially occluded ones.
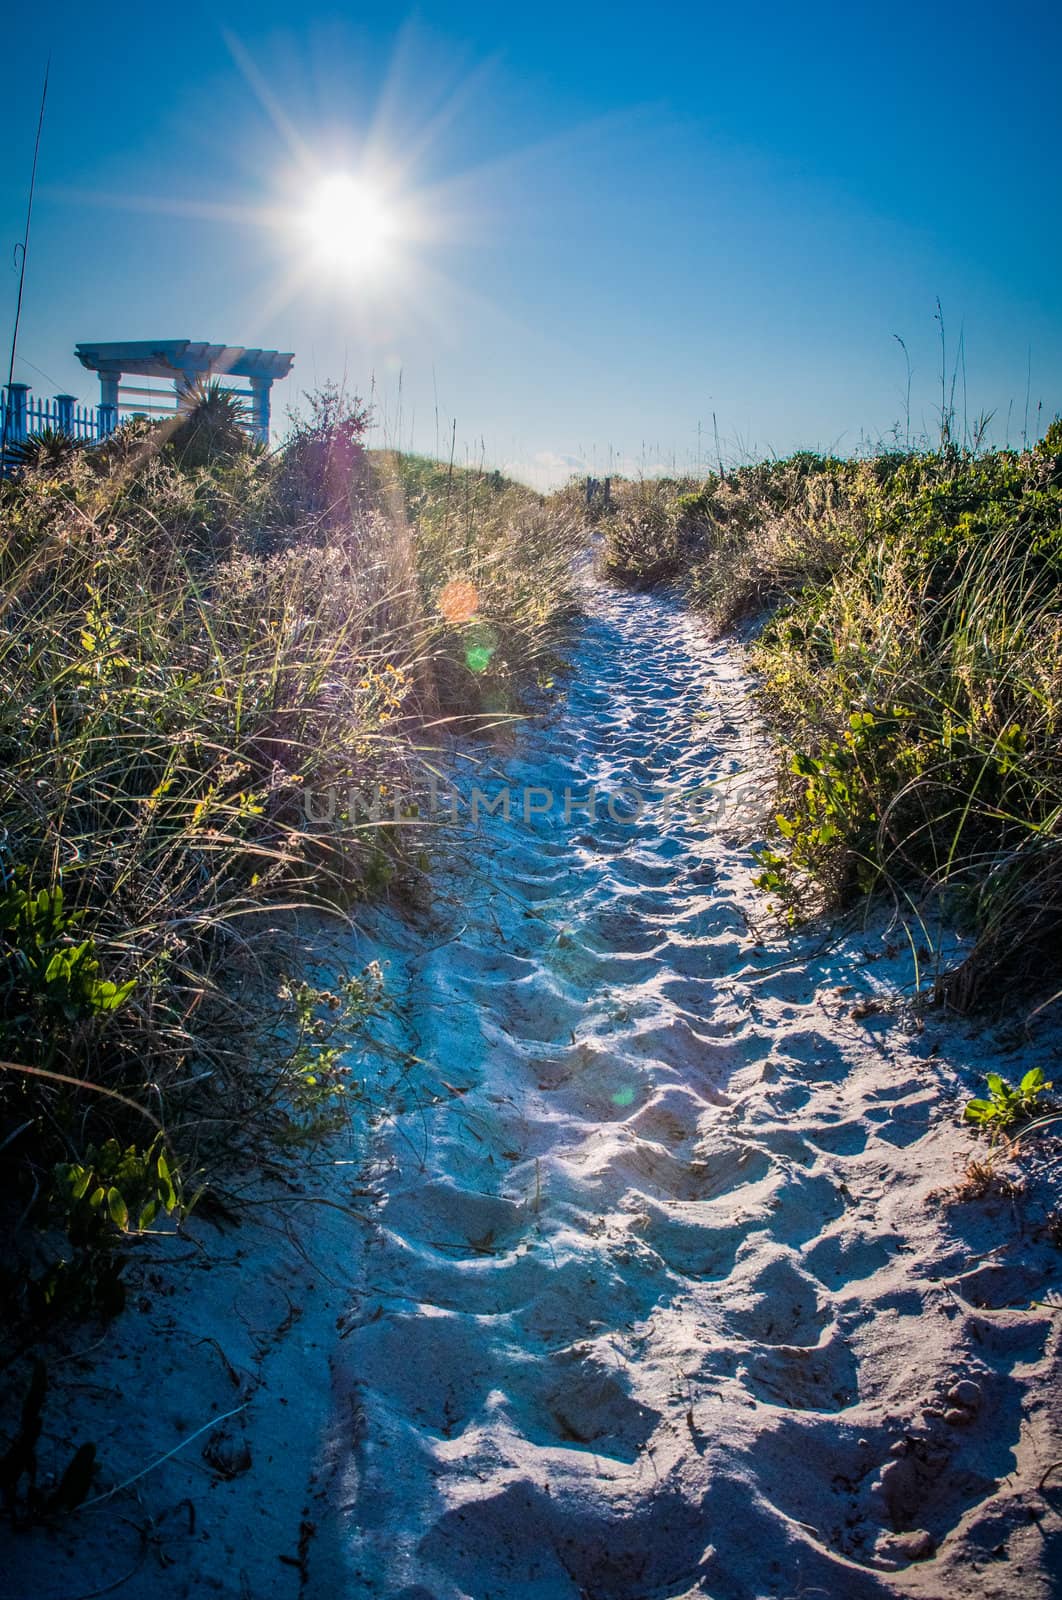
[600,478,690,587]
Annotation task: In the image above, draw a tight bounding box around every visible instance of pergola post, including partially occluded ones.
[98,372,119,436]
[249,375,272,445]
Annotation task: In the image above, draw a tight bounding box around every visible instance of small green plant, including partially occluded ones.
[278,965,388,1139]
[963,1067,1052,1133]
[14,1136,187,1325]
[54,1133,182,1241]
[0,882,135,1024]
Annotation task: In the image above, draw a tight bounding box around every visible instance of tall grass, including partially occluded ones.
[373,450,580,718]
[601,426,1062,1008]
[0,394,581,1332]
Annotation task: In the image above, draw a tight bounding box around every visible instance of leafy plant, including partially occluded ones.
[600,479,687,588]
[277,965,388,1139]
[54,1134,182,1241]
[963,1067,1053,1133]
[8,428,82,472]
[0,882,135,1024]
[2,1136,186,1328]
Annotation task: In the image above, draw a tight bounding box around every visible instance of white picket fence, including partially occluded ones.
[1,382,108,462]
[24,391,101,440]
[1,376,261,471]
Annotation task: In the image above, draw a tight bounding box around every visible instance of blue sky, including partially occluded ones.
[3,0,1060,485]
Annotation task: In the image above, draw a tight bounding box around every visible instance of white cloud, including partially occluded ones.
[503,450,588,492]
[502,450,686,493]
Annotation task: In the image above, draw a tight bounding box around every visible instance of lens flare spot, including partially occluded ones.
[464,621,498,674]
[466,644,494,673]
[439,579,479,623]
[611,1085,637,1107]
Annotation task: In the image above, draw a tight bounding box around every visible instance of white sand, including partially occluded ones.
[6,579,1061,1598]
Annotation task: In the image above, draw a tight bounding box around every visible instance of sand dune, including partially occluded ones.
[9,580,1060,1599]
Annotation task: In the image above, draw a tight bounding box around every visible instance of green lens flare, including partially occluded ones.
[611,1085,636,1107]
[466,645,494,673]
[464,621,498,675]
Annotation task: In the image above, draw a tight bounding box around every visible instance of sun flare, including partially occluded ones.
[300,173,396,275]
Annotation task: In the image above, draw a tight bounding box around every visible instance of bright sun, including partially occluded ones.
[300,173,396,275]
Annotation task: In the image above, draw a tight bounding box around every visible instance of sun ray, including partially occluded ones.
[42,21,645,396]
[221,28,317,170]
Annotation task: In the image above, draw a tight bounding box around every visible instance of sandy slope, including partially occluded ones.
[6,579,1061,1599]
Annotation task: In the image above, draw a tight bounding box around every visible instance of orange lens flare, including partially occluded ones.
[438,579,479,623]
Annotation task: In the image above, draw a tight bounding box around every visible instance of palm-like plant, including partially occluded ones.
[7,427,82,472]
[169,380,250,470]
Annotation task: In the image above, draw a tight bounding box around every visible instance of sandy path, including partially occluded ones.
[326,582,1062,1598]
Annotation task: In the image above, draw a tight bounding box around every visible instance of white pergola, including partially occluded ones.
[75,340,295,444]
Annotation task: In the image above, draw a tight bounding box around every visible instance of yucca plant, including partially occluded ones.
[7,427,82,472]
[168,379,251,470]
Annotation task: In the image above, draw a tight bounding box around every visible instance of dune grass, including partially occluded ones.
[601,425,1062,1009]
[0,392,580,1336]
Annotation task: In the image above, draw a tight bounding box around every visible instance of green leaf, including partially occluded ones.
[963,1099,993,1122]
[1019,1067,1044,1094]
[106,1187,129,1230]
[155,1150,178,1212]
[43,949,70,984]
[91,977,136,1013]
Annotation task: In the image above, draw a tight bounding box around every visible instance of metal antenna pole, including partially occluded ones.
[2,60,50,462]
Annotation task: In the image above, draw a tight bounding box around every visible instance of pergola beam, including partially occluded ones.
[75,340,295,443]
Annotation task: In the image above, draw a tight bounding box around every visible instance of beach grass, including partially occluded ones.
[0,391,580,1334]
[601,423,1062,1008]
